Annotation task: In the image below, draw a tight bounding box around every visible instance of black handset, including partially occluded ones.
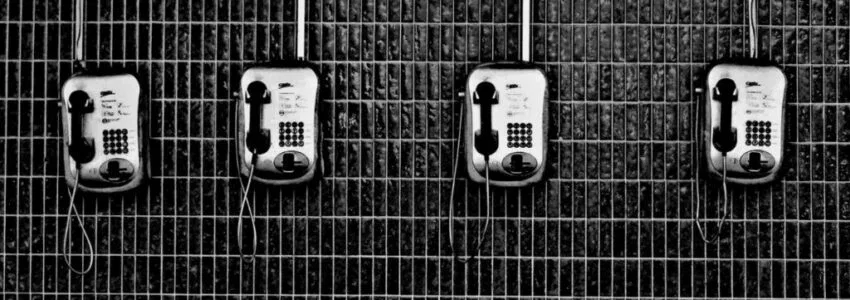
[473,81,498,156]
[712,78,738,153]
[68,90,95,163]
[246,81,271,154]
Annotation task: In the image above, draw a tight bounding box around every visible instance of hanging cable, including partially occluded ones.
[693,79,730,244]
[238,153,259,262]
[747,0,758,58]
[447,102,493,264]
[73,0,86,67]
[695,154,730,244]
[61,170,95,274]
[296,0,306,61]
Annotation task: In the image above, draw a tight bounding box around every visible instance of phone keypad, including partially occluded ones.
[745,120,772,147]
[279,122,305,147]
[507,122,533,148]
[102,129,130,155]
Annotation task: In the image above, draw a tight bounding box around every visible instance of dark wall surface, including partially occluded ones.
[2,0,850,298]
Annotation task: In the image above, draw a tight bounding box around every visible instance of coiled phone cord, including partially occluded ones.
[447,103,493,264]
[237,152,259,262]
[694,154,730,244]
[61,169,95,274]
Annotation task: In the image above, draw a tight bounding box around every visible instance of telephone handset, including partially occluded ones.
[473,82,499,157]
[246,81,271,155]
[712,78,738,153]
[68,90,95,164]
[60,72,146,192]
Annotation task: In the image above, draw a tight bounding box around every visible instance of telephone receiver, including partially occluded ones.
[702,62,786,184]
[473,82,498,157]
[61,72,146,192]
[246,81,271,155]
[237,65,320,185]
[68,90,95,164]
[712,78,738,153]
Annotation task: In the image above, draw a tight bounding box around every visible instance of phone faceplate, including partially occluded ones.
[704,63,786,184]
[61,73,145,193]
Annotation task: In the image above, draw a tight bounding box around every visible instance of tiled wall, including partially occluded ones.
[2,0,850,298]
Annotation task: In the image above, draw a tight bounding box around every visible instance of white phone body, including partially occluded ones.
[237,64,320,185]
[465,62,548,187]
[61,72,146,193]
[704,62,786,185]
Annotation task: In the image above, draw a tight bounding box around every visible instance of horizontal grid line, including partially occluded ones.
[4,58,850,66]
[6,254,849,262]
[1,175,849,184]
[5,20,850,29]
[4,215,850,222]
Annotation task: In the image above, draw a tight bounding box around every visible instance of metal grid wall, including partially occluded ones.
[2,0,850,298]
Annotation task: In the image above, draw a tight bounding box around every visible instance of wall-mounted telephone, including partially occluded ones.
[235,0,318,261]
[237,64,320,185]
[694,0,786,244]
[57,0,149,275]
[702,62,786,184]
[61,72,146,192]
[448,0,547,263]
[465,65,549,187]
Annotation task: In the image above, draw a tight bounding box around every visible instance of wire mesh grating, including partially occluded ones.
[0,0,849,298]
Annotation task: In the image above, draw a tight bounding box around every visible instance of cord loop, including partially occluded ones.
[62,172,95,274]
[447,102,493,264]
[237,153,259,262]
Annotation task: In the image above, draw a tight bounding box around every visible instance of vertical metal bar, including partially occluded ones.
[297,0,306,60]
[748,0,758,58]
[74,0,85,64]
[521,0,530,62]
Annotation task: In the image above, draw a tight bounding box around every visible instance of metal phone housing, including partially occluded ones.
[702,60,787,185]
[465,62,549,187]
[60,72,146,193]
[237,63,320,185]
